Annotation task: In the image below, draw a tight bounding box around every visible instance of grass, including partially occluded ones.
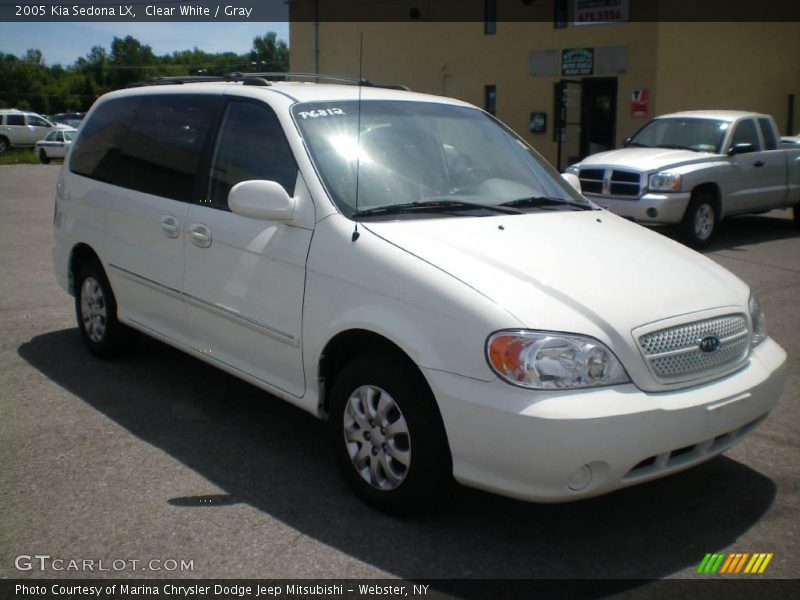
[0,148,42,165]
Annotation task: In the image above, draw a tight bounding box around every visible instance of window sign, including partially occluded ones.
[562,48,594,76]
[575,0,630,25]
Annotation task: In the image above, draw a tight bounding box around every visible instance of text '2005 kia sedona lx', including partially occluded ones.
[53,76,787,513]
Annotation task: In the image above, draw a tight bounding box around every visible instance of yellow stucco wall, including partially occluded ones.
[654,22,800,134]
[290,21,800,166]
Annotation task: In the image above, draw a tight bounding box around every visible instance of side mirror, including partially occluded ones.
[228,180,295,221]
[561,172,582,193]
[728,142,756,156]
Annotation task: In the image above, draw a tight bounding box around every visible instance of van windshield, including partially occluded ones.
[292,100,589,219]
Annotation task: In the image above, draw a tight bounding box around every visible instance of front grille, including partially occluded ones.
[578,168,642,197]
[638,314,749,382]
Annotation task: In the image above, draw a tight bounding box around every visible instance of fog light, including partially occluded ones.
[567,465,593,491]
[646,207,658,218]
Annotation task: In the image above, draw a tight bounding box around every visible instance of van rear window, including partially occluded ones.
[71,94,222,202]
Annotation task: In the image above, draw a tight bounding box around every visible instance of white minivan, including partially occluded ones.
[53,77,787,513]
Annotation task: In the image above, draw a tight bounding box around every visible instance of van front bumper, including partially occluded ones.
[587,192,691,224]
[422,338,787,502]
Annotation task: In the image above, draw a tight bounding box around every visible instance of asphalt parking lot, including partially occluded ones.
[0,165,798,587]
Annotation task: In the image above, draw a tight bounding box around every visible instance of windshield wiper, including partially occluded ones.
[354,200,521,217]
[626,141,650,148]
[656,144,693,151]
[499,196,592,211]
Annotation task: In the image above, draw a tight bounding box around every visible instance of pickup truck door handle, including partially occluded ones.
[188,223,212,248]
[159,215,180,238]
[753,161,765,167]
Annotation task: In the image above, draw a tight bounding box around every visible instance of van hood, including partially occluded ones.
[579,147,719,172]
[364,210,748,342]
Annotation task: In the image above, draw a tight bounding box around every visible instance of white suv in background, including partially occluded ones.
[0,109,68,152]
[53,77,787,513]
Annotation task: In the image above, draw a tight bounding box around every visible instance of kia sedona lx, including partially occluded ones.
[53,77,787,513]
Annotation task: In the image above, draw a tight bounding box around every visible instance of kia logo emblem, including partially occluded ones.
[698,336,721,353]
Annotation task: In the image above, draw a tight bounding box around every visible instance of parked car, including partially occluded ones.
[35,127,76,163]
[565,111,800,246]
[0,109,71,153]
[781,135,800,147]
[52,112,85,129]
[54,80,787,513]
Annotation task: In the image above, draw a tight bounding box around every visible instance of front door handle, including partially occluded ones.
[753,161,765,167]
[159,215,180,238]
[188,223,212,248]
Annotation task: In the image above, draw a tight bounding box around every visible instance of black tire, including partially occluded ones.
[0,136,9,154]
[38,149,50,164]
[681,191,718,248]
[794,203,800,230]
[74,258,138,357]
[328,353,453,514]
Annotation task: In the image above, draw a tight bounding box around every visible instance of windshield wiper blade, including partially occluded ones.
[626,141,650,148]
[656,144,692,150]
[499,196,592,210]
[354,200,521,217]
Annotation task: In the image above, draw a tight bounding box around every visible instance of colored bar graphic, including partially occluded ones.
[700,552,774,574]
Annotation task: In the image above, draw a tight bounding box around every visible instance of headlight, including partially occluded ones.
[565,164,580,175]
[487,330,630,390]
[749,294,767,348]
[648,171,682,192]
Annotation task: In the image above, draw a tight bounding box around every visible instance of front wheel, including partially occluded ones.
[681,191,717,248]
[74,259,138,357]
[328,353,452,514]
[794,203,800,230]
[38,149,50,164]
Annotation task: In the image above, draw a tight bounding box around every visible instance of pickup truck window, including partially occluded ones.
[628,118,728,153]
[757,118,778,150]
[730,119,761,151]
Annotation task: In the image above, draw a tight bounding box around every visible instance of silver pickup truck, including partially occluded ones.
[566,111,800,246]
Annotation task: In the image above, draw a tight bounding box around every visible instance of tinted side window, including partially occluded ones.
[6,114,25,126]
[28,115,50,127]
[757,118,778,150]
[205,101,297,210]
[114,94,222,202]
[70,97,139,182]
[730,119,760,150]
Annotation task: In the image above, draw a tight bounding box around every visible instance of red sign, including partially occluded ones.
[631,89,649,118]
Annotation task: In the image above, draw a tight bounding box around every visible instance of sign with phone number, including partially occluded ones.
[574,0,629,25]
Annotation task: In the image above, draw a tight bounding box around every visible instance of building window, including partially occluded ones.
[485,85,497,115]
[554,0,568,29]
[485,0,497,35]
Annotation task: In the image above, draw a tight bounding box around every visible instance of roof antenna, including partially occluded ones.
[352,32,364,242]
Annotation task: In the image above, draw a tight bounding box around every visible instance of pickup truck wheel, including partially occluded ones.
[0,137,9,153]
[328,353,452,514]
[681,192,717,248]
[74,259,138,357]
[38,149,50,164]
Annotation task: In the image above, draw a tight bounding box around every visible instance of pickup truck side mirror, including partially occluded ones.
[727,142,756,156]
[228,180,295,221]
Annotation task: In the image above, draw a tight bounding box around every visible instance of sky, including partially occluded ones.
[0,22,290,66]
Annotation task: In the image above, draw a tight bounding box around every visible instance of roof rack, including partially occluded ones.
[126,72,409,91]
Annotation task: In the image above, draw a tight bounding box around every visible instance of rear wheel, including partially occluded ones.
[681,191,717,248]
[794,203,800,230]
[74,259,138,357]
[38,149,50,164]
[328,353,452,514]
[0,137,9,153]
